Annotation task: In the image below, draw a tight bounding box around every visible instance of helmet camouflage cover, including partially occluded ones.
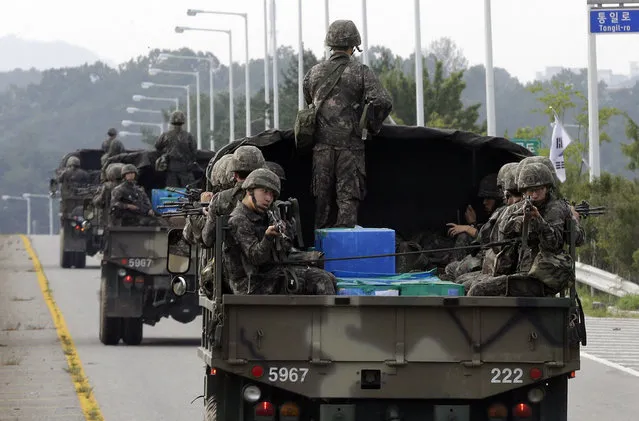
[517,156,559,188]
[242,168,281,197]
[517,162,554,191]
[210,154,236,187]
[477,173,501,199]
[170,110,186,125]
[120,164,138,176]
[264,161,286,180]
[497,163,519,192]
[325,20,361,48]
[66,156,80,168]
[105,163,124,182]
[107,128,117,137]
[228,145,266,173]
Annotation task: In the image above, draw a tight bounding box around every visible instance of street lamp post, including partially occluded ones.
[119,131,144,137]
[361,0,369,66]
[186,10,251,137]
[132,94,179,111]
[126,107,166,130]
[484,0,496,136]
[23,193,53,236]
[141,81,192,132]
[270,0,279,128]
[298,0,304,110]
[414,0,424,126]
[156,54,215,145]
[121,120,165,133]
[175,26,235,144]
[149,67,202,149]
[2,195,30,235]
[263,0,270,129]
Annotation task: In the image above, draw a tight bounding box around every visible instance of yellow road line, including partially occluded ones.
[20,235,104,421]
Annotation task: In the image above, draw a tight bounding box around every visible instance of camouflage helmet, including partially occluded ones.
[477,173,501,199]
[105,163,124,182]
[242,168,281,197]
[121,164,138,177]
[325,20,361,48]
[518,156,559,188]
[170,110,186,125]
[107,128,117,137]
[228,145,266,173]
[66,156,80,168]
[497,163,519,192]
[264,161,286,181]
[210,154,235,186]
[517,162,554,191]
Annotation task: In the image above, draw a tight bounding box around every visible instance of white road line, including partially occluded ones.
[581,352,639,378]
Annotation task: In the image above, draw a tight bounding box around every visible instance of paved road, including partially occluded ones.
[30,235,204,421]
[582,316,639,372]
[22,235,639,421]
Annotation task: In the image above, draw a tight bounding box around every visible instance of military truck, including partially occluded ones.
[98,149,215,346]
[167,126,587,421]
[50,148,107,268]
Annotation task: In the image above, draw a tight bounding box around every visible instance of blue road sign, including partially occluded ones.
[590,8,639,33]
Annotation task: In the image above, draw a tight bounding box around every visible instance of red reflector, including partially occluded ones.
[529,367,543,380]
[75,225,81,230]
[513,403,532,418]
[255,401,275,417]
[210,368,217,375]
[121,259,128,265]
[123,275,133,283]
[569,371,576,378]
[251,365,264,378]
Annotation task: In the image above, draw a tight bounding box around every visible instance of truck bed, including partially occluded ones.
[199,294,579,400]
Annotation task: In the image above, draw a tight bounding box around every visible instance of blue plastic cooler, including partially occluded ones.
[151,188,186,214]
[314,227,396,274]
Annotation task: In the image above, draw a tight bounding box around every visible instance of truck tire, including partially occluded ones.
[122,318,143,345]
[99,278,121,345]
[74,252,86,269]
[59,229,72,268]
[204,396,217,421]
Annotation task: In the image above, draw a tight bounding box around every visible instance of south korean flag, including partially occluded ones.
[549,115,573,183]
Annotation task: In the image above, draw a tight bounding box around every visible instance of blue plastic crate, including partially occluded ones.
[315,227,396,274]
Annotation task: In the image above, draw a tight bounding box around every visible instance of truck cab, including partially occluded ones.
[167,126,586,421]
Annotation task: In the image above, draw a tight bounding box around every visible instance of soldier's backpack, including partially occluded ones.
[294,62,347,153]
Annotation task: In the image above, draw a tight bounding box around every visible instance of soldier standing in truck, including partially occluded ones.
[303,19,392,229]
[154,110,198,188]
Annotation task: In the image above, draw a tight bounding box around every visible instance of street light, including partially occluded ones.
[127,107,163,115]
[23,193,53,236]
[484,0,496,136]
[2,195,30,235]
[361,0,369,66]
[119,131,143,137]
[414,0,424,126]
[141,81,191,132]
[174,26,235,144]
[149,67,202,149]
[186,10,251,136]
[298,0,303,110]
[121,120,165,133]
[263,0,270,129]
[270,0,279,128]
[132,94,179,110]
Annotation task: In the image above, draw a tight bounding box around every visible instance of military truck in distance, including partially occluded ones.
[167,127,586,421]
[50,149,108,268]
[98,149,215,346]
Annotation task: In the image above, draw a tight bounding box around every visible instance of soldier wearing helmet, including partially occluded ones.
[199,146,267,248]
[92,163,124,226]
[224,168,337,295]
[110,164,164,226]
[303,19,393,229]
[467,162,572,297]
[154,110,198,188]
[54,155,91,214]
[264,161,286,182]
[102,128,118,153]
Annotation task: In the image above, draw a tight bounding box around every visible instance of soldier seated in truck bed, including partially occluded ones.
[110,164,166,227]
[224,168,336,296]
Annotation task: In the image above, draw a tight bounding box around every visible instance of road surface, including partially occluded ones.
[10,234,639,420]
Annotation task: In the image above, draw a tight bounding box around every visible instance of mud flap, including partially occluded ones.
[568,293,587,346]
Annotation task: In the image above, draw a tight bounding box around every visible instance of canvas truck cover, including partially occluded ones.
[208,125,533,247]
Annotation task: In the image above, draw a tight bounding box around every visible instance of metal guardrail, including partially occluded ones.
[575,262,639,297]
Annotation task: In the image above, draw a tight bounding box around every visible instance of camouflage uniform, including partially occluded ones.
[101,128,118,153]
[57,156,91,214]
[101,138,125,167]
[225,169,336,295]
[110,164,164,227]
[469,163,571,296]
[303,20,392,229]
[155,111,198,187]
[199,146,266,247]
[93,163,123,227]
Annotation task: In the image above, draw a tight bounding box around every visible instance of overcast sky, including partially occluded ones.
[2,0,638,82]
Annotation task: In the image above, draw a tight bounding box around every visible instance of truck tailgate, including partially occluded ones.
[104,227,170,275]
[202,295,580,400]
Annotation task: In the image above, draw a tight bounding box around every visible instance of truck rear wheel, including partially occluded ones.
[59,229,73,268]
[122,318,143,345]
[99,278,121,345]
[74,252,86,269]
[204,396,217,421]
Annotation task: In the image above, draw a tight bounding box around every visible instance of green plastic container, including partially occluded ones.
[397,281,465,297]
[336,280,400,296]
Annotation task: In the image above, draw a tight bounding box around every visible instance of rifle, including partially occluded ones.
[268,209,289,240]
[166,186,203,203]
[569,200,606,218]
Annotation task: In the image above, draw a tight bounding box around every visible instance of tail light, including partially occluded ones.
[123,275,133,288]
[134,276,145,289]
[280,402,300,419]
[254,401,275,419]
[529,367,543,381]
[487,403,507,420]
[513,403,532,418]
